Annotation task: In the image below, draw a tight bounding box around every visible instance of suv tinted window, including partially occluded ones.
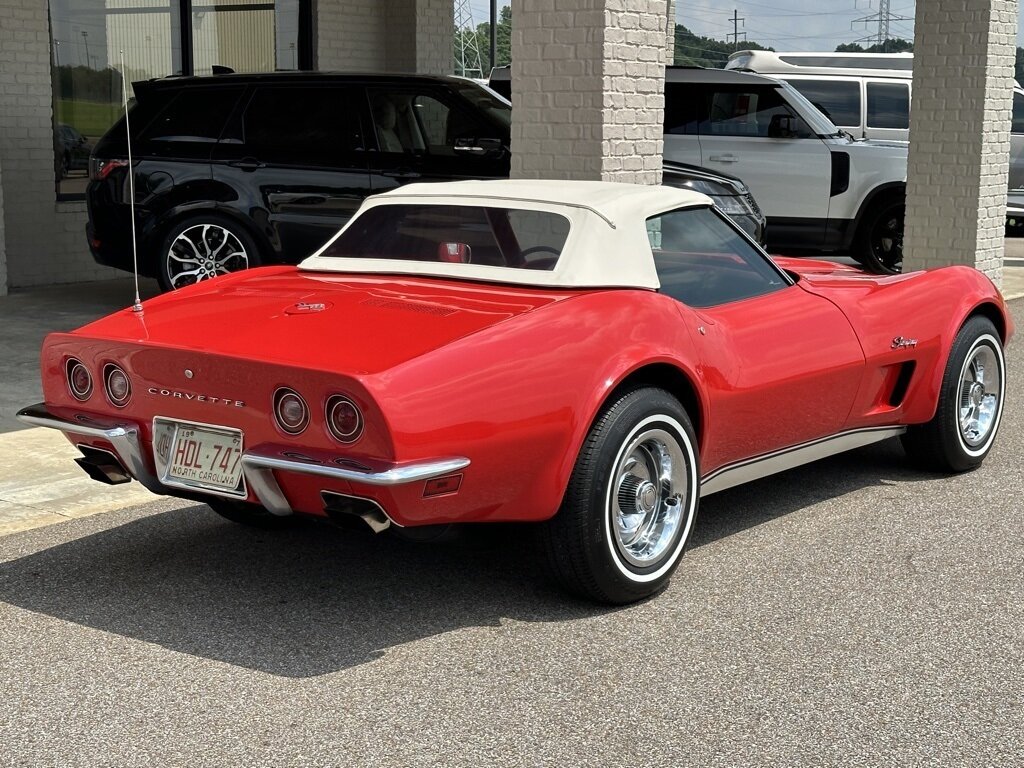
[705,86,812,138]
[243,86,365,163]
[664,83,708,135]
[786,79,860,127]
[368,88,495,155]
[647,207,786,307]
[866,82,909,129]
[140,87,245,142]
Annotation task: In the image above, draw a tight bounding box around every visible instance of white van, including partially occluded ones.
[725,50,1024,197]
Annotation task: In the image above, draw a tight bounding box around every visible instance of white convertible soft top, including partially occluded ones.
[299,179,712,289]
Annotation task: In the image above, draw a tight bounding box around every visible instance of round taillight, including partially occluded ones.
[326,395,363,443]
[66,359,93,401]
[104,364,131,407]
[274,388,309,434]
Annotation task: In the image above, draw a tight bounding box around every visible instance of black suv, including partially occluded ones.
[87,72,512,290]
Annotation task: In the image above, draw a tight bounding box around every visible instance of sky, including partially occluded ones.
[465,1,1024,52]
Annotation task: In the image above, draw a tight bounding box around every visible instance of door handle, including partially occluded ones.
[227,157,266,171]
[707,154,737,163]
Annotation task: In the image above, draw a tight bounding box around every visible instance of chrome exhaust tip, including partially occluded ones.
[74,444,132,485]
[321,491,392,533]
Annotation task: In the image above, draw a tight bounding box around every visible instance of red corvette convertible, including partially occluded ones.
[20,180,1012,603]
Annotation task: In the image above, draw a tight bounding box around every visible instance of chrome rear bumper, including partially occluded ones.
[16,403,469,518]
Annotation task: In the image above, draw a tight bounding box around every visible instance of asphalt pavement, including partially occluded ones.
[0,283,1021,765]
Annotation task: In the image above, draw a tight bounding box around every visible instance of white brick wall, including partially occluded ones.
[318,0,453,74]
[317,0,389,70]
[509,0,669,185]
[0,0,118,289]
[903,0,1018,284]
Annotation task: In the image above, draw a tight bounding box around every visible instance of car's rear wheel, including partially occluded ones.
[157,214,259,292]
[901,316,1005,472]
[539,387,699,604]
[206,498,298,529]
[856,197,904,274]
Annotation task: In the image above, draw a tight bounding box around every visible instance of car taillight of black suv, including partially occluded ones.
[87,72,512,291]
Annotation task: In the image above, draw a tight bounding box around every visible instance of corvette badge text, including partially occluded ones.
[147,388,245,408]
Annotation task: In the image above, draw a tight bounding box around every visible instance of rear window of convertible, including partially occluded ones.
[320,205,571,270]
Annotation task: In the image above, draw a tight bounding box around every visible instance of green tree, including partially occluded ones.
[673,24,772,68]
[835,38,913,53]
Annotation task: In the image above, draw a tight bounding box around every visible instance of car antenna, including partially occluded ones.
[119,50,143,313]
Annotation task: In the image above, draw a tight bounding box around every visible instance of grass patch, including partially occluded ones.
[55,99,122,139]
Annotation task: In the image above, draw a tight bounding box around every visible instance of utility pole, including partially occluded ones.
[727,9,745,46]
[81,30,90,69]
[489,0,497,72]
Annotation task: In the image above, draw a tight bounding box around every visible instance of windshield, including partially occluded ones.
[449,78,512,131]
[777,81,843,137]
[320,204,569,271]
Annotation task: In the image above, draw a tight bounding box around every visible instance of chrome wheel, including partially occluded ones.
[901,319,1005,473]
[958,340,1002,449]
[166,223,249,289]
[542,390,698,603]
[609,426,688,568]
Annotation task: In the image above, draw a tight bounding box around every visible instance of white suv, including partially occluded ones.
[725,50,1024,220]
[664,67,908,273]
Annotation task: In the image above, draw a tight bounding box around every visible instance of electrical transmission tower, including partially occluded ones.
[852,0,911,51]
[454,0,484,78]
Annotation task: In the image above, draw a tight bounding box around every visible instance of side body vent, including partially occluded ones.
[889,361,916,407]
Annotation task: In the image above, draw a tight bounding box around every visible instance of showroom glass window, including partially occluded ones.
[49,0,309,198]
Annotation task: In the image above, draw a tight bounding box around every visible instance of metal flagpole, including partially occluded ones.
[119,50,143,313]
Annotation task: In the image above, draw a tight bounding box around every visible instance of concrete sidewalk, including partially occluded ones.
[0,277,160,433]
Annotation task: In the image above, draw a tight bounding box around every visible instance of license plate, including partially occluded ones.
[153,418,245,496]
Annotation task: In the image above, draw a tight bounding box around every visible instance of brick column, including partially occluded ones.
[903,0,1018,285]
[509,0,669,184]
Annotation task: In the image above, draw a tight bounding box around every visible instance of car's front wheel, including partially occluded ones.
[157,214,259,291]
[901,316,1006,472]
[540,387,700,604]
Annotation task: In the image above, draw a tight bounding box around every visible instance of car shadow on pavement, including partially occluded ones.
[692,437,936,548]
[0,506,601,677]
[0,438,941,678]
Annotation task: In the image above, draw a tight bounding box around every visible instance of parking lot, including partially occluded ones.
[0,260,1021,765]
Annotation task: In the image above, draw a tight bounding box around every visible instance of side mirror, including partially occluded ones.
[767,114,798,139]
